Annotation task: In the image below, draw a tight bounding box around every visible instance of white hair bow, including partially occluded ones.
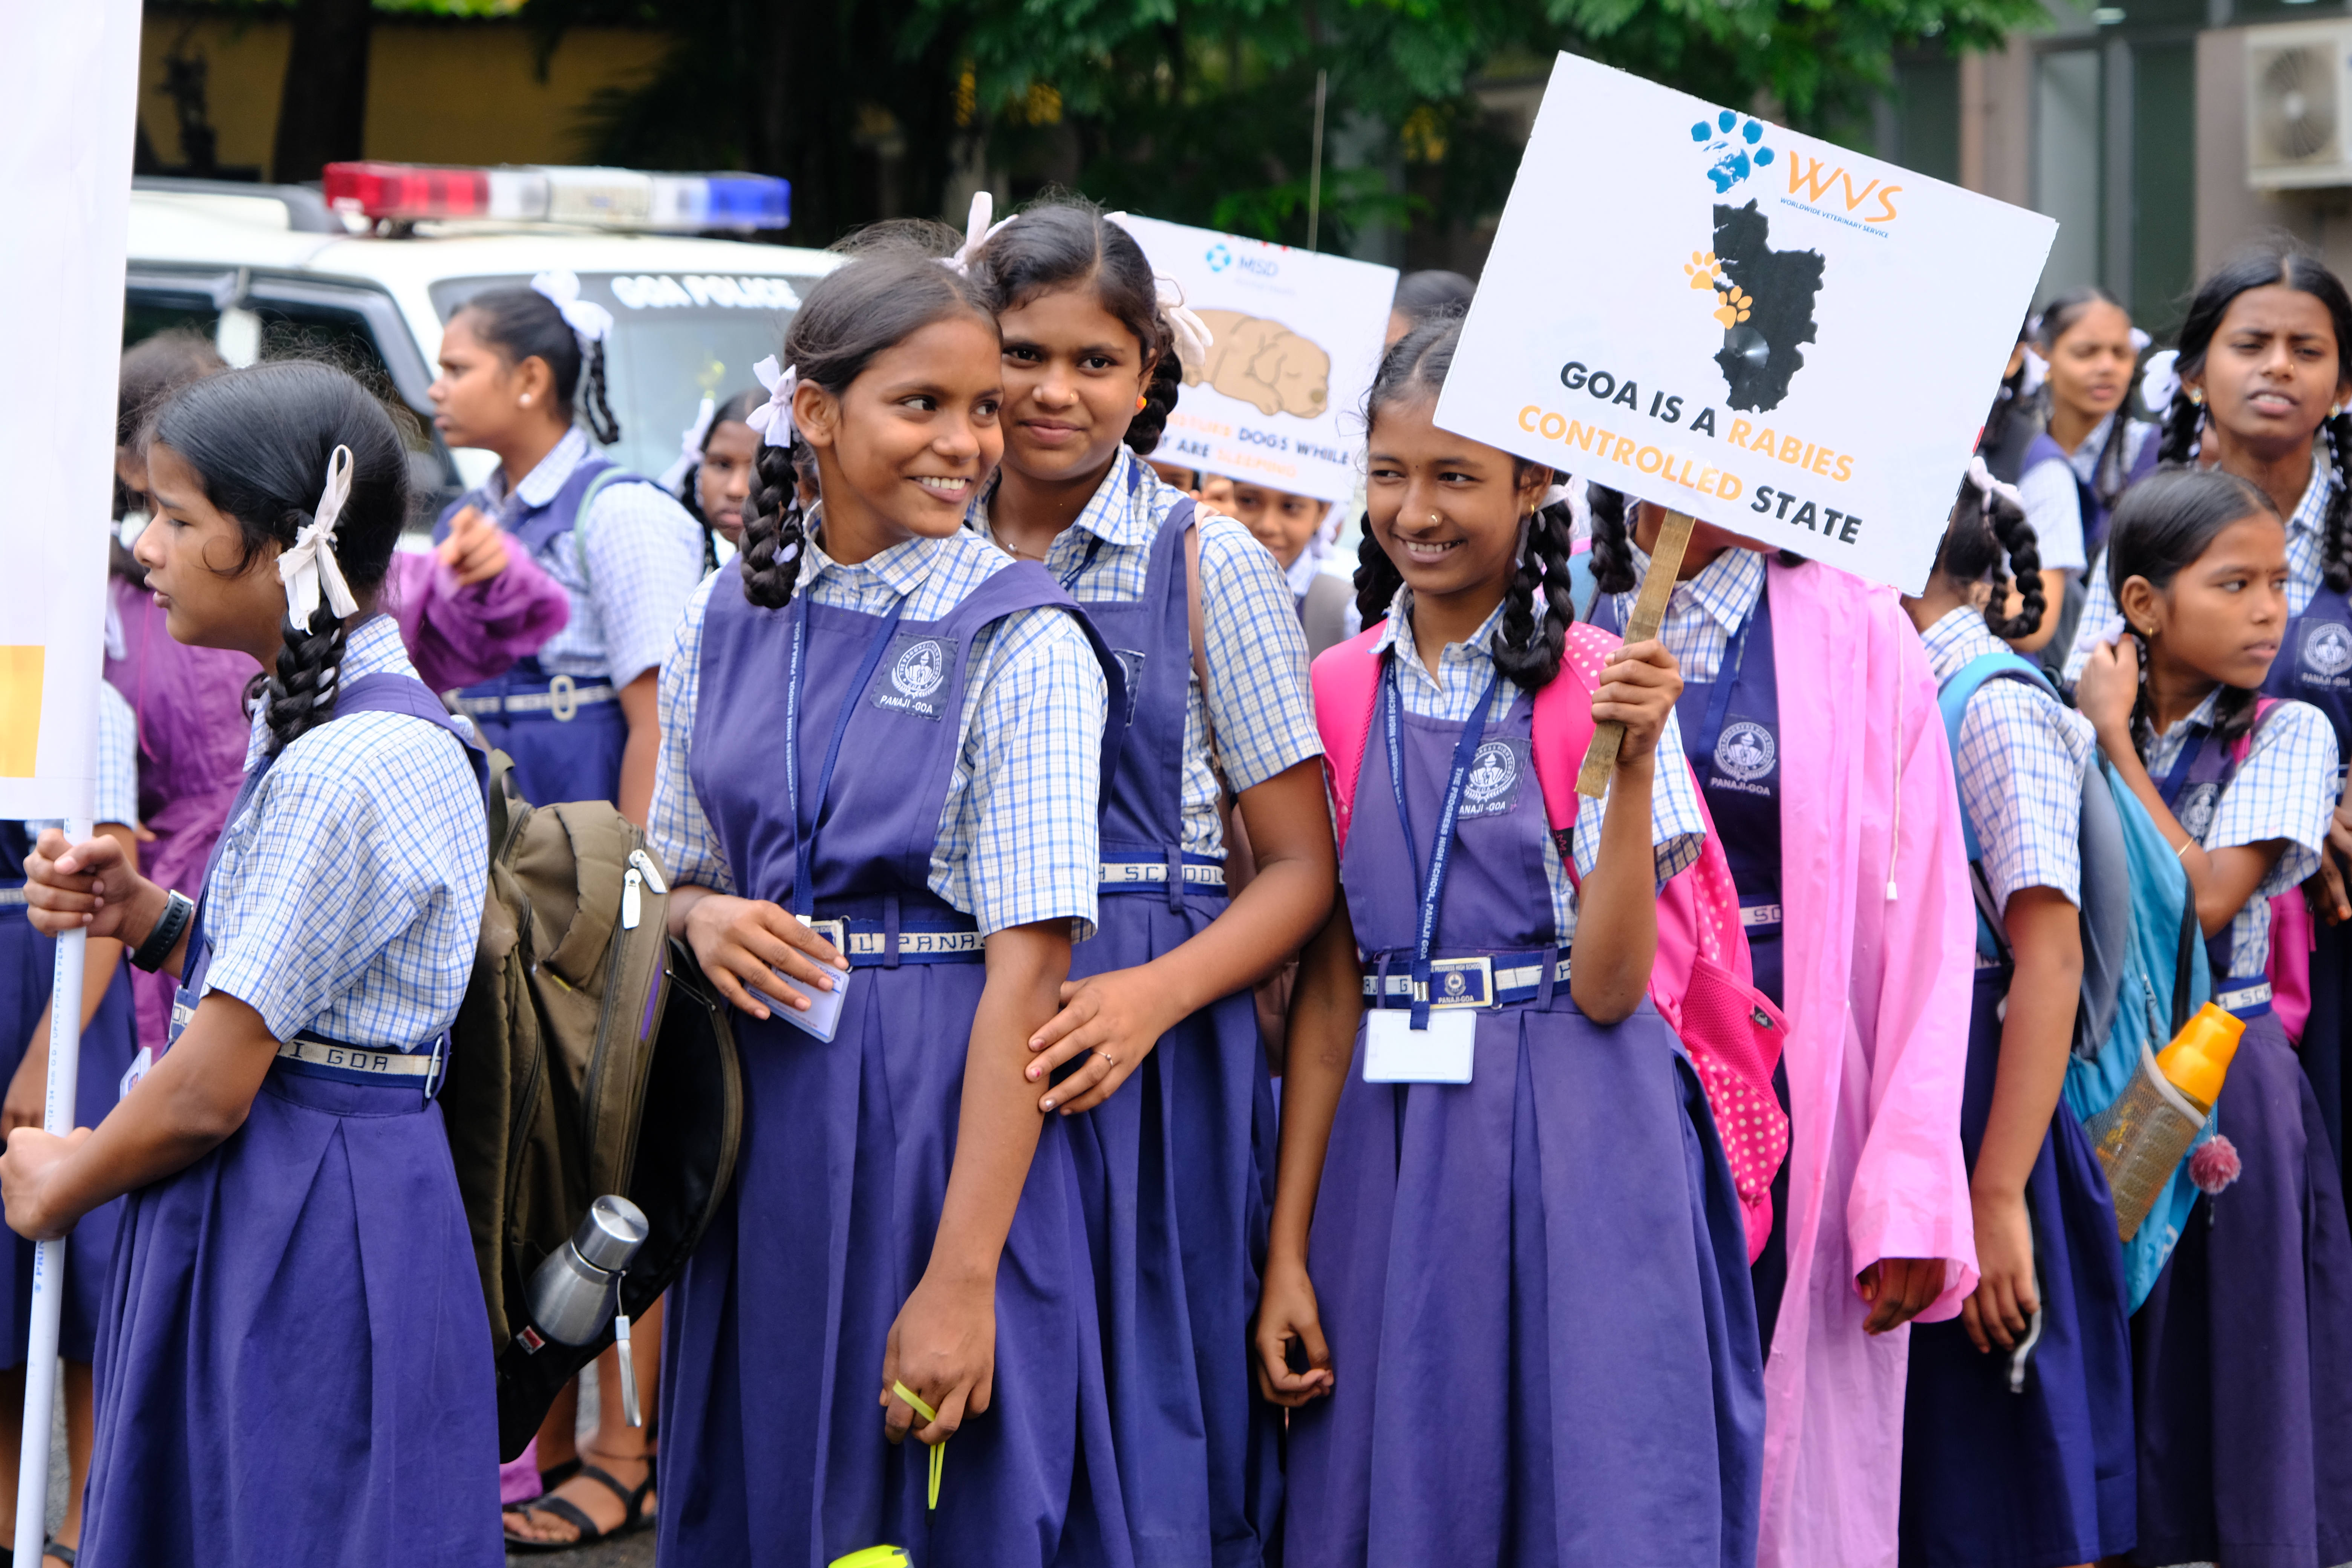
[659,395,717,492]
[749,357,798,449]
[531,269,614,345]
[942,191,1018,277]
[1561,477,1593,542]
[1101,212,1216,384]
[2018,346,2048,400]
[2140,348,2182,415]
[1965,452,2026,515]
[278,444,360,633]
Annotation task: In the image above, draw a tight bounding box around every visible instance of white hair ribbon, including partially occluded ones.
[2130,326,2152,354]
[2018,346,2048,401]
[1562,477,1593,543]
[942,190,1018,277]
[531,268,614,346]
[748,357,798,449]
[1964,452,2026,515]
[659,395,718,491]
[278,444,360,633]
[1102,212,1217,384]
[2140,348,2182,415]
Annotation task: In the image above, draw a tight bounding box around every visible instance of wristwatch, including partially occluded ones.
[130,890,195,974]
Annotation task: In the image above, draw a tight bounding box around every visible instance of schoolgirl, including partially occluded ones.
[2065,249,2352,1185]
[0,678,139,1568]
[649,248,1129,1563]
[665,389,767,563]
[962,198,1334,1568]
[427,271,705,821]
[1584,490,1977,1568]
[1895,469,2135,1568]
[2074,467,2352,1568]
[1253,315,1757,1567]
[8,360,499,1566]
[1229,479,1351,657]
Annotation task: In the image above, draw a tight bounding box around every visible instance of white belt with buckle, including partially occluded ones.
[0,888,23,907]
[1098,862,1226,886]
[1740,904,1781,928]
[2214,981,2273,1013]
[276,1037,439,1077]
[806,918,984,959]
[1360,955,1522,1009]
[454,674,617,722]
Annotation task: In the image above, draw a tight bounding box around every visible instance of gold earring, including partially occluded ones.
[2188,389,2204,407]
[2334,405,2344,420]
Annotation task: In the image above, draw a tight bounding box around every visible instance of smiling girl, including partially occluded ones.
[647,247,1131,1563]
[965,198,1335,1568]
[1256,317,1761,1567]
[2073,467,2352,1568]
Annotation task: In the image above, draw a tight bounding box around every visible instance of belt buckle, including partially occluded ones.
[1425,955,1494,1010]
[807,918,848,957]
[548,673,578,723]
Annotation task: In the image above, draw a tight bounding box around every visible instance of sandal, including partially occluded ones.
[536,1455,583,1496]
[502,1457,654,1553]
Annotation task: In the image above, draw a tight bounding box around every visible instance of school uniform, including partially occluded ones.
[436,427,704,806]
[1284,593,1762,1568]
[970,448,1317,1568]
[2122,689,2352,1568]
[1896,608,2135,1568]
[649,527,1129,1565]
[2018,413,2159,576]
[77,616,498,1568]
[0,681,140,1367]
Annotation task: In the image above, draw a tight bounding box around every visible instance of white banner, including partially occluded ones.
[1116,214,1398,505]
[0,1,141,818]
[1437,52,2057,595]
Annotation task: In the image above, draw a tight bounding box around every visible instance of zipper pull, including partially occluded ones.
[628,848,668,895]
[621,867,642,931]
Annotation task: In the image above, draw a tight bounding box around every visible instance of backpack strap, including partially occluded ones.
[1936,650,2056,862]
[1530,624,1617,868]
[1309,626,1389,854]
[568,466,663,596]
[2229,695,2286,765]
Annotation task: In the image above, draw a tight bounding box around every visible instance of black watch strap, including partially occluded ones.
[130,890,195,974]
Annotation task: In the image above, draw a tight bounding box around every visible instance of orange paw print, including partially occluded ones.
[1685,252,1723,291]
[1712,285,1753,329]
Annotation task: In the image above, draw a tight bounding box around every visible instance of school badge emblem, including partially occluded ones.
[893,640,947,699]
[2305,622,2352,678]
[2177,782,2220,845]
[1441,969,1469,1000]
[1714,720,1776,783]
[1464,741,1517,807]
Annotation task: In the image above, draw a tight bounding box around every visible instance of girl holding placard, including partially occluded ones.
[964,196,1335,1568]
[1254,315,1761,1567]
[1585,489,1977,1568]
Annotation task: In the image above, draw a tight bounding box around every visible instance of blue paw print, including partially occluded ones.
[1689,110,1776,193]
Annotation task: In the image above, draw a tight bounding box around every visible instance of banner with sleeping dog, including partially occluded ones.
[1113,214,1398,505]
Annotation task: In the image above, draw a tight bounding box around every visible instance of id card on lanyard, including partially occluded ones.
[1363,662,1499,1085]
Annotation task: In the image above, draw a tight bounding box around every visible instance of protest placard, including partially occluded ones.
[1436,51,2058,599]
[1114,214,1397,505]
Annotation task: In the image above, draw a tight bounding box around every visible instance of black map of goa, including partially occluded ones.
[1710,200,1823,412]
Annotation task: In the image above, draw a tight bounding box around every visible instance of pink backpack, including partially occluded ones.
[2229,697,2317,1043]
[1314,621,1791,1259]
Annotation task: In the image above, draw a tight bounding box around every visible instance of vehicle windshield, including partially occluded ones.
[429,271,817,485]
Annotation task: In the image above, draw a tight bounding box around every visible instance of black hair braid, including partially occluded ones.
[738,437,807,610]
[2127,627,2159,762]
[1982,492,2046,641]
[2092,402,2133,508]
[580,341,622,446]
[1586,484,1637,594]
[1353,518,1402,627]
[1492,492,1578,691]
[1125,342,1183,456]
[2322,411,2352,593]
[2158,386,2202,466]
[266,607,348,755]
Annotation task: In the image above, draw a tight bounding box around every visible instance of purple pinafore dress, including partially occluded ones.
[1058,502,1281,1568]
[2128,717,2352,1568]
[75,675,500,1568]
[434,461,654,807]
[0,822,136,1366]
[657,564,1135,1567]
[1282,660,1763,1568]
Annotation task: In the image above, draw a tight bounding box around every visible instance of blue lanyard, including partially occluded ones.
[1694,603,1756,787]
[783,593,909,918]
[1382,658,1502,1030]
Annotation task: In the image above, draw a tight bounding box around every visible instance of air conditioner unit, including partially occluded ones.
[2247,20,2352,190]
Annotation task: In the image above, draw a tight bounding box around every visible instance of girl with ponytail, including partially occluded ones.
[1894,467,2134,1568]
[426,271,704,823]
[648,247,1134,1563]
[2073,466,2352,1568]
[963,194,1336,1568]
[1256,315,1763,1564]
[8,361,500,1566]
[1584,467,1977,1565]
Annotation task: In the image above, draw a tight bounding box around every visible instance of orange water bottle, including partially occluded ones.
[2083,1003,2245,1239]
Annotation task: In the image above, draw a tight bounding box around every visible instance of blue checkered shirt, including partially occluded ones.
[650,526,1107,939]
[1374,592,1705,943]
[1922,607,2095,910]
[482,428,707,691]
[2064,451,2338,686]
[199,616,488,1050]
[2143,689,2337,978]
[2018,414,2158,574]
[1606,541,1767,683]
[971,447,1322,858]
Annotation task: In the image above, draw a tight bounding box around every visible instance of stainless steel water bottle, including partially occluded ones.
[524,1195,648,1347]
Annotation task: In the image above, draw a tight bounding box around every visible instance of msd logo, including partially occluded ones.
[1206,242,1279,279]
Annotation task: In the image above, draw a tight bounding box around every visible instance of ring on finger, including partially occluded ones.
[1096,1050,1116,1067]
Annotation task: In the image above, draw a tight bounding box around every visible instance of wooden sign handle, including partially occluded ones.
[1576,508,1697,799]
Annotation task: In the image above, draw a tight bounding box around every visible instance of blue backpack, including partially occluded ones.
[1938,651,2211,1309]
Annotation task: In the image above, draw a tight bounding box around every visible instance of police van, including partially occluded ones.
[126,162,835,513]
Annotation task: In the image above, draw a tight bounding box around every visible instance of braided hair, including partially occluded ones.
[967,197,1182,456]
[2158,245,2352,593]
[144,361,409,752]
[2036,286,2136,511]
[737,250,998,612]
[1936,472,2046,641]
[450,286,622,445]
[1356,312,1577,691]
[2106,468,2281,759]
